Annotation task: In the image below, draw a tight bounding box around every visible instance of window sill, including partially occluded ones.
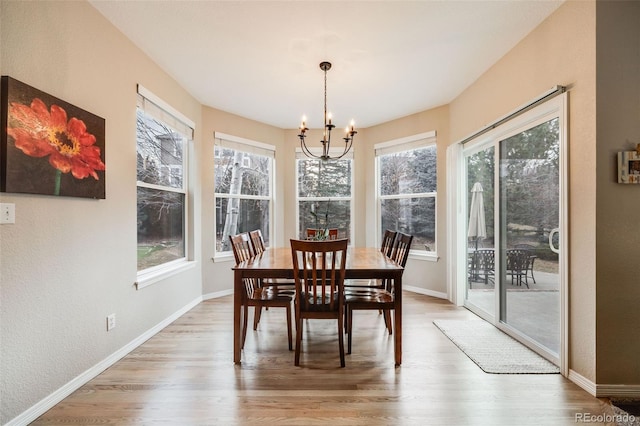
[136,260,196,290]
[409,251,439,262]
[212,252,235,263]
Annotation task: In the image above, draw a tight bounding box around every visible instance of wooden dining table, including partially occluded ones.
[232,246,405,366]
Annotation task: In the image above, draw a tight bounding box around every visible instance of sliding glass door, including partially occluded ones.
[462,94,566,365]
[498,118,561,358]
[465,145,495,320]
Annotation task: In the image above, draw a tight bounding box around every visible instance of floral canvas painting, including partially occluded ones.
[1,76,106,198]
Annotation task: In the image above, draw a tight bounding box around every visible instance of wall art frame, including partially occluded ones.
[1,76,106,198]
[617,145,640,184]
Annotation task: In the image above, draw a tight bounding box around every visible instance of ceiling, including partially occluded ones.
[89,1,563,130]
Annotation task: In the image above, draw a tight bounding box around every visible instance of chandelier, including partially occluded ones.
[298,61,356,161]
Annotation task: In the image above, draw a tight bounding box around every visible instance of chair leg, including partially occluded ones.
[241,304,249,350]
[286,304,293,351]
[253,306,263,330]
[338,311,345,368]
[383,309,393,335]
[347,306,353,355]
[294,317,303,366]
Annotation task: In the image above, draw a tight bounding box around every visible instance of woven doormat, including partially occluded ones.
[433,319,560,374]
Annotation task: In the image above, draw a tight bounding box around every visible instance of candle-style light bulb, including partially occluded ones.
[327,112,332,125]
[300,115,307,130]
[350,119,355,132]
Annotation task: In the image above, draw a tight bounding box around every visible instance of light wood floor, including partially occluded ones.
[33,292,614,425]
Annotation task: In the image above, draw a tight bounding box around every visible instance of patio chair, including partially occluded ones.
[514,244,537,284]
[475,249,495,285]
[506,249,531,288]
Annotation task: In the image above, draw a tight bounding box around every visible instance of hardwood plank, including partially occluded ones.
[32,293,614,425]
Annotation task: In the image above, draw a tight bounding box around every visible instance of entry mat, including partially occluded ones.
[433,319,560,374]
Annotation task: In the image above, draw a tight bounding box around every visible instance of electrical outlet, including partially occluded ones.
[0,203,15,224]
[106,314,116,331]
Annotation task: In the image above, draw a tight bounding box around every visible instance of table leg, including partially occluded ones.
[233,269,242,364]
[394,273,402,366]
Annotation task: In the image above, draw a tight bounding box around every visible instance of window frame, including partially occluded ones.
[295,148,355,243]
[213,132,275,261]
[375,131,438,261]
[135,85,195,289]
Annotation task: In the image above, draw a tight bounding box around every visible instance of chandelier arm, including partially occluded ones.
[332,137,354,160]
[300,138,322,160]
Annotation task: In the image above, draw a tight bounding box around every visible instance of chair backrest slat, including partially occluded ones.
[306,228,339,240]
[249,229,266,255]
[229,232,254,263]
[380,230,397,257]
[390,232,413,268]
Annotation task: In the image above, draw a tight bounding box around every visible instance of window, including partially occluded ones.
[376,132,437,254]
[214,133,274,256]
[296,151,353,240]
[136,86,193,274]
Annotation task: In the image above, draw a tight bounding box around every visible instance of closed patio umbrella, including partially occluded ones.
[467,182,486,250]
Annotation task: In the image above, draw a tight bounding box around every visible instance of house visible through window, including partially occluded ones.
[214,133,274,255]
[376,132,437,253]
[136,86,193,273]
[296,151,353,241]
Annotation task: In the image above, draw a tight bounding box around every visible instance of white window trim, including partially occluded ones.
[213,133,275,261]
[375,131,438,260]
[136,86,194,288]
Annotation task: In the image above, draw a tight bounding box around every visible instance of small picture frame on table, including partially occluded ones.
[618,146,640,184]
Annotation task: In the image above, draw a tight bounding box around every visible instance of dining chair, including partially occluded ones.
[290,238,348,367]
[229,233,293,351]
[249,229,296,296]
[344,230,397,292]
[345,232,413,354]
[248,229,266,255]
[305,228,339,240]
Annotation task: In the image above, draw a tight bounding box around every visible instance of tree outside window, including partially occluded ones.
[378,144,437,252]
[136,108,188,271]
[296,157,352,240]
[215,144,272,253]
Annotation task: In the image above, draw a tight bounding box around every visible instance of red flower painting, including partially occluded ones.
[8,98,106,180]
[1,76,106,198]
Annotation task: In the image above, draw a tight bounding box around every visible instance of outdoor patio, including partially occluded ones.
[467,269,560,355]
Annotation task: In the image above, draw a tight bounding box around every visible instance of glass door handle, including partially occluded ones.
[549,228,560,254]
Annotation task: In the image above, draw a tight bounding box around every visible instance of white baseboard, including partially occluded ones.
[568,369,597,396]
[596,384,640,398]
[6,296,203,426]
[404,285,448,300]
[202,288,233,300]
[568,370,640,398]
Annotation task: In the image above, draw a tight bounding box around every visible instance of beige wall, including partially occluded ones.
[363,106,450,294]
[0,2,204,423]
[449,0,598,381]
[594,0,640,385]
